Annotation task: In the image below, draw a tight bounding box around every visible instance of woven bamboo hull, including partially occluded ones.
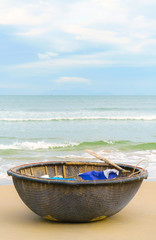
[13,177,142,222]
[8,161,148,223]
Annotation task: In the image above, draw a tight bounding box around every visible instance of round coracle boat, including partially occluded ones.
[7,161,148,223]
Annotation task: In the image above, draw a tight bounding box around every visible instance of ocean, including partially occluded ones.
[0,95,156,184]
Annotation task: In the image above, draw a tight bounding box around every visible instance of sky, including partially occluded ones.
[0,0,156,95]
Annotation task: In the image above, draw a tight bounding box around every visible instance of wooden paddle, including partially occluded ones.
[86,149,129,172]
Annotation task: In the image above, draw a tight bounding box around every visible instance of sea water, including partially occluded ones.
[0,95,156,184]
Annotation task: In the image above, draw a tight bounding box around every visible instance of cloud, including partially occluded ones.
[64,25,130,46]
[1,0,156,95]
[0,0,60,26]
[55,77,90,84]
[16,28,49,36]
[0,0,156,68]
[9,52,116,72]
[38,52,58,60]
[6,49,156,76]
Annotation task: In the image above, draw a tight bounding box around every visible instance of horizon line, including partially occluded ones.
[0,94,156,97]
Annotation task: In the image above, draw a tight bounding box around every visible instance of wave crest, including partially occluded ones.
[1,116,156,121]
[0,141,79,150]
[0,140,156,151]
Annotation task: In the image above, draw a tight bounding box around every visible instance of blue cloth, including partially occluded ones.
[79,170,118,180]
[50,177,75,181]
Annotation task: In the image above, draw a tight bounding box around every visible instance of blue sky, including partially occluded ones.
[0,0,156,95]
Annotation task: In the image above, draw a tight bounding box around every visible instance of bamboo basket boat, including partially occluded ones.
[7,161,148,223]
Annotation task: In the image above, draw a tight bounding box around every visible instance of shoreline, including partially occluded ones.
[0,182,156,240]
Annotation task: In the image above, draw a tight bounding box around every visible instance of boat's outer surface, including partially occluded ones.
[7,161,148,222]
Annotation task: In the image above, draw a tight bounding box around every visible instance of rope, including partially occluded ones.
[128,159,149,177]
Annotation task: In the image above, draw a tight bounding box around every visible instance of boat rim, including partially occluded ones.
[7,161,148,185]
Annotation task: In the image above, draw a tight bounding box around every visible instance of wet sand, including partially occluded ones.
[0,182,156,240]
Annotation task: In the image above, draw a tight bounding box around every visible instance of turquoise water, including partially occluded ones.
[0,95,156,184]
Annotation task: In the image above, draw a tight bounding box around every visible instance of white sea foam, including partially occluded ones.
[56,149,156,179]
[0,110,156,121]
[0,149,156,182]
[0,116,156,121]
[0,141,79,150]
[0,163,15,181]
[57,154,95,160]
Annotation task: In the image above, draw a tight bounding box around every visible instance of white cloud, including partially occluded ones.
[38,52,58,60]
[0,1,60,26]
[67,0,128,26]
[64,25,130,45]
[7,49,156,75]
[0,0,156,67]
[17,28,49,36]
[55,77,90,84]
[9,52,117,72]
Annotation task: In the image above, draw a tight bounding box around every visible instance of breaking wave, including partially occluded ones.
[0,141,79,150]
[1,116,156,121]
[0,140,156,151]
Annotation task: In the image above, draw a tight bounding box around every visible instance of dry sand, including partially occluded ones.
[0,182,156,240]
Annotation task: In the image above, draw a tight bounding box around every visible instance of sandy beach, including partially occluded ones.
[0,181,155,240]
